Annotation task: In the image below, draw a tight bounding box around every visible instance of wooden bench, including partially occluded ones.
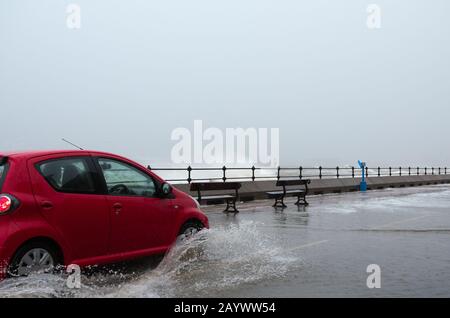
[266,179,311,208]
[190,182,241,213]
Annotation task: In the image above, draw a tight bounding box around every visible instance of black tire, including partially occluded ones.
[178,220,204,240]
[8,240,62,278]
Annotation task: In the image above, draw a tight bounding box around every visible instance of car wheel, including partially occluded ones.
[178,220,204,241]
[8,241,62,277]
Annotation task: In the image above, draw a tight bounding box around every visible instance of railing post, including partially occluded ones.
[187,166,192,184]
[336,166,339,179]
[446,167,447,175]
[319,166,322,179]
[251,166,256,181]
[408,167,411,176]
[417,167,420,175]
[399,167,402,176]
[365,166,369,178]
[389,167,392,176]
[277,166,281,181]
[222,166,227,182]
[432,167,434,175]
[378,167,381,177]
[352,166,355,178]
[439,167,441,175]
[299,166,303,180]
[425,167,427,175]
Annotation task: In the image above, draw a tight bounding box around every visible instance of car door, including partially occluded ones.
[28,154,110,261]
[95,157,174,254]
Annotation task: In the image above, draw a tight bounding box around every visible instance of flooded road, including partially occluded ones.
[1,185,450,298]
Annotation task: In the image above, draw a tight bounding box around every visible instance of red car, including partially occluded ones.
[0,150,208,280]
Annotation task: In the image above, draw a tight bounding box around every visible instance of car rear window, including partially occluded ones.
[0,161,8,191]
[36,157,97,194]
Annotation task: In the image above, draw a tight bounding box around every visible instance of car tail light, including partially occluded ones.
[0,194,19,215]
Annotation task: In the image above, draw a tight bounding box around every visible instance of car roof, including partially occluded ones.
[0,150,121,160]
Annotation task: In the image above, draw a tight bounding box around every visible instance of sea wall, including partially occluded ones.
[172,175,450,202]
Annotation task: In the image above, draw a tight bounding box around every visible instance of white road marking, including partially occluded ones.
[288,240,329,252]
[372,215,429,229]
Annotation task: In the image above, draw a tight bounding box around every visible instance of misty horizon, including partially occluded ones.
[1,0,449,167]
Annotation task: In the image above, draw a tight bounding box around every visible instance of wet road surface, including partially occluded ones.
[1,185,450,297]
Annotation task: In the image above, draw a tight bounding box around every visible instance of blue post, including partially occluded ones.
[358,160,367,192]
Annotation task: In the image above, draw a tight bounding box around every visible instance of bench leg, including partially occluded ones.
[294,195,309,206]
[273,196,287,208]
[224,199,239,213]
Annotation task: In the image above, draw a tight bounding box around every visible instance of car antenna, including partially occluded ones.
[61,138,84,150]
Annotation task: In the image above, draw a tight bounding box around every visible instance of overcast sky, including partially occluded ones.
[1,0,449,167]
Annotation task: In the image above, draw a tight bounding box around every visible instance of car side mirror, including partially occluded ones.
[160,182,173,197]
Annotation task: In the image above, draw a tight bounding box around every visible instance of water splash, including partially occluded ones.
[112,221,299,297]
[0,273,96,298]
[0,221,298,298]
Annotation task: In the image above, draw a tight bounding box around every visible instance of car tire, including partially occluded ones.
[8,241,62,278]
[178,220,204,240]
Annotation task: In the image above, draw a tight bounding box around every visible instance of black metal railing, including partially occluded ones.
[147,165,448,184]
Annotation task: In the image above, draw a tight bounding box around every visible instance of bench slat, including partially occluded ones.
[267,190,305,195]
[200,194,236,200]
[276,179,311,187]
[190,182,241,191]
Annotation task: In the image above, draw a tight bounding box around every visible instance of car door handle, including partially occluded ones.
[112,203,123,215]
[40,201,54,210]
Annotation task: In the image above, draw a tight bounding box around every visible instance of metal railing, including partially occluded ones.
[147,165,448,184]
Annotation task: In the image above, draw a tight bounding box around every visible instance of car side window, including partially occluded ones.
[36,157,97,194]
[98,158,156,197]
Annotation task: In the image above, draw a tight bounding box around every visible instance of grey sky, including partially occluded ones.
[1,0,449,167]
